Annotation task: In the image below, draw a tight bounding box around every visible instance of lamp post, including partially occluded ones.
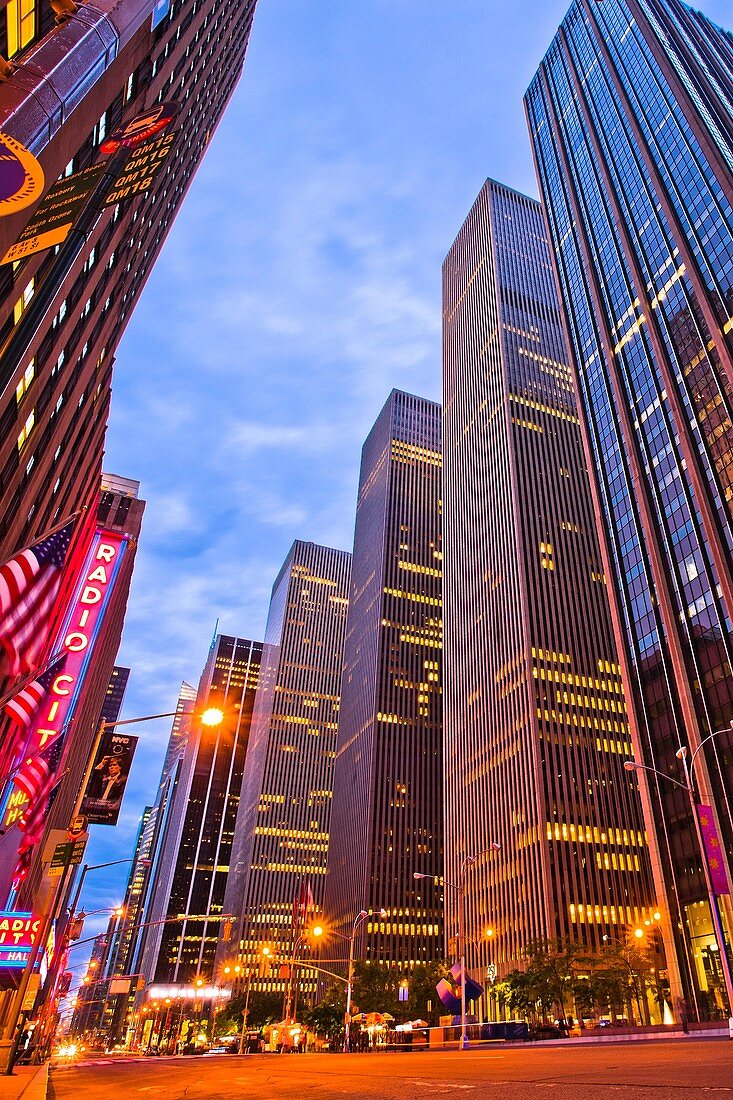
[0,706,224,1074]
[284,925,323,1023]
[343,908,386,1053]
[624,724,733,1039]
[415,843,500,1051]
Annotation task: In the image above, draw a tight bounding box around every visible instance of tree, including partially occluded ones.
[351,962,400,1017]
[214,991,282,1035]
[302,985,345,1039]
[406,960,450,1024]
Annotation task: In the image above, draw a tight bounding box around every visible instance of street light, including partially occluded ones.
[624,724,733,1039]
[284,925,323,1023]
[415,843,500,1051]
[343,908,387,1053]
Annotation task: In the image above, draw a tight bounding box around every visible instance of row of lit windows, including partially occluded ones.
[532,665,625,695]
[512,416,543,433]
[390,440,442,467]
[383,587,442,607]
[255,826,329,841]
[569,903,654,925]
[547,822,646,847]
[509,392,580,425]
[597,851,641,872]
[264,862,326,875]
[397,559,442,578]
[558,691,626,713]
[365,923,441,937]
[532,647,572,664]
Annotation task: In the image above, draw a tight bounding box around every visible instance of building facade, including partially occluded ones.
[100,666,131,726]
[0,473,145,907]
[134,682,197,988]
[442,180,659,994]
[526,0,733,1016]
[324,391,443,971]
[221,542,351,990]
[0,0,258,568]
[149,636,261,986]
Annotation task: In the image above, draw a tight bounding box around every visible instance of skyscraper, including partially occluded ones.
[0,0,258,559]
[442,180,658,994]
[221,542,350,987]
[100,666,131,726]
[149,635,262,985]
[134,682,197,986]
[526,0,733,1015]
[324,391,443,970]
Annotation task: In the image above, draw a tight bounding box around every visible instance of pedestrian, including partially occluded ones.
[675,997,689,1034]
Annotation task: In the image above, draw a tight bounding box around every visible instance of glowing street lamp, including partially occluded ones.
[415,843,501,1052]
[342,908,387,1053]
[624,733,733,1038]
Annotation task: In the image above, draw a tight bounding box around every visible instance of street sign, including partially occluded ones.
[103,131,177,206]
[70,836,87,865]
[1,163,105,265]
[100,102,179,154]
[67,814,87,840]
[50,842,72,873]
[0,132,45,215]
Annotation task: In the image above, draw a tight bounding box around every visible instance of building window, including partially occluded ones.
[13,278,34,325]
[6,0,35,59]
[17,408,35,451]
[15,359,34,404]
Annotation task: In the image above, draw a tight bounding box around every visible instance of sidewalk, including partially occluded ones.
[1,1064,48,1100]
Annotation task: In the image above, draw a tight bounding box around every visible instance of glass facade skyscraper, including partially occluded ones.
[221,542,351,990]
[443,179,658,1001]
[151,635,262,984]
[324,390,443,970]
[526,0,733,1015]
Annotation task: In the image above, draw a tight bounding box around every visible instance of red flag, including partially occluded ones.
[0,520,75,676]
[16,735,65,845]
[3,652,67,731]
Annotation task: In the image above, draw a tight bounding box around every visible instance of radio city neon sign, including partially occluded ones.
[0,911,40,950]
[5,530,127,828]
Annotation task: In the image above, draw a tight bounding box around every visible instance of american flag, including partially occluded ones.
[16,736,65,846]
[3,652,67,731]
[0,520,75,676]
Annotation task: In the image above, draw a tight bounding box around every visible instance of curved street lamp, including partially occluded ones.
[415,843,501,1051]
[624,722,733,1038]
[342,908,386,1053]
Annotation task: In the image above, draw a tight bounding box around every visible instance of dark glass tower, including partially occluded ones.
[100,666,130,726]
[324,391,443,970]
[221,541,350,991]
[526,0,733,1015]
[442,180,659,998]
[152,635,262,984]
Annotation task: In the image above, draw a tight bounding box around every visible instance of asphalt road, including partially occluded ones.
[47,1040,733,1100]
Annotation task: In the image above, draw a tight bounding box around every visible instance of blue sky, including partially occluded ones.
[75,0,729,939]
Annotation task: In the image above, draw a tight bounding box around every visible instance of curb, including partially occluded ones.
[10,1063,49,1100]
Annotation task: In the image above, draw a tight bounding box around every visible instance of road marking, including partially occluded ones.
[411,1083,476,1092]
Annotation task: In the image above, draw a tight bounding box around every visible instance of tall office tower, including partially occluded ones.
[526,0,733,1016]
[134,682,197,986]
[442,181,659,994]
[0,0,258,565]
[103,805,158,1043]
[221,542,351,984]
[324,391,443,971]
[150,636,262,985]
[101,666,131,724]
[70,931,114,1040]
[0,474,144,904]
